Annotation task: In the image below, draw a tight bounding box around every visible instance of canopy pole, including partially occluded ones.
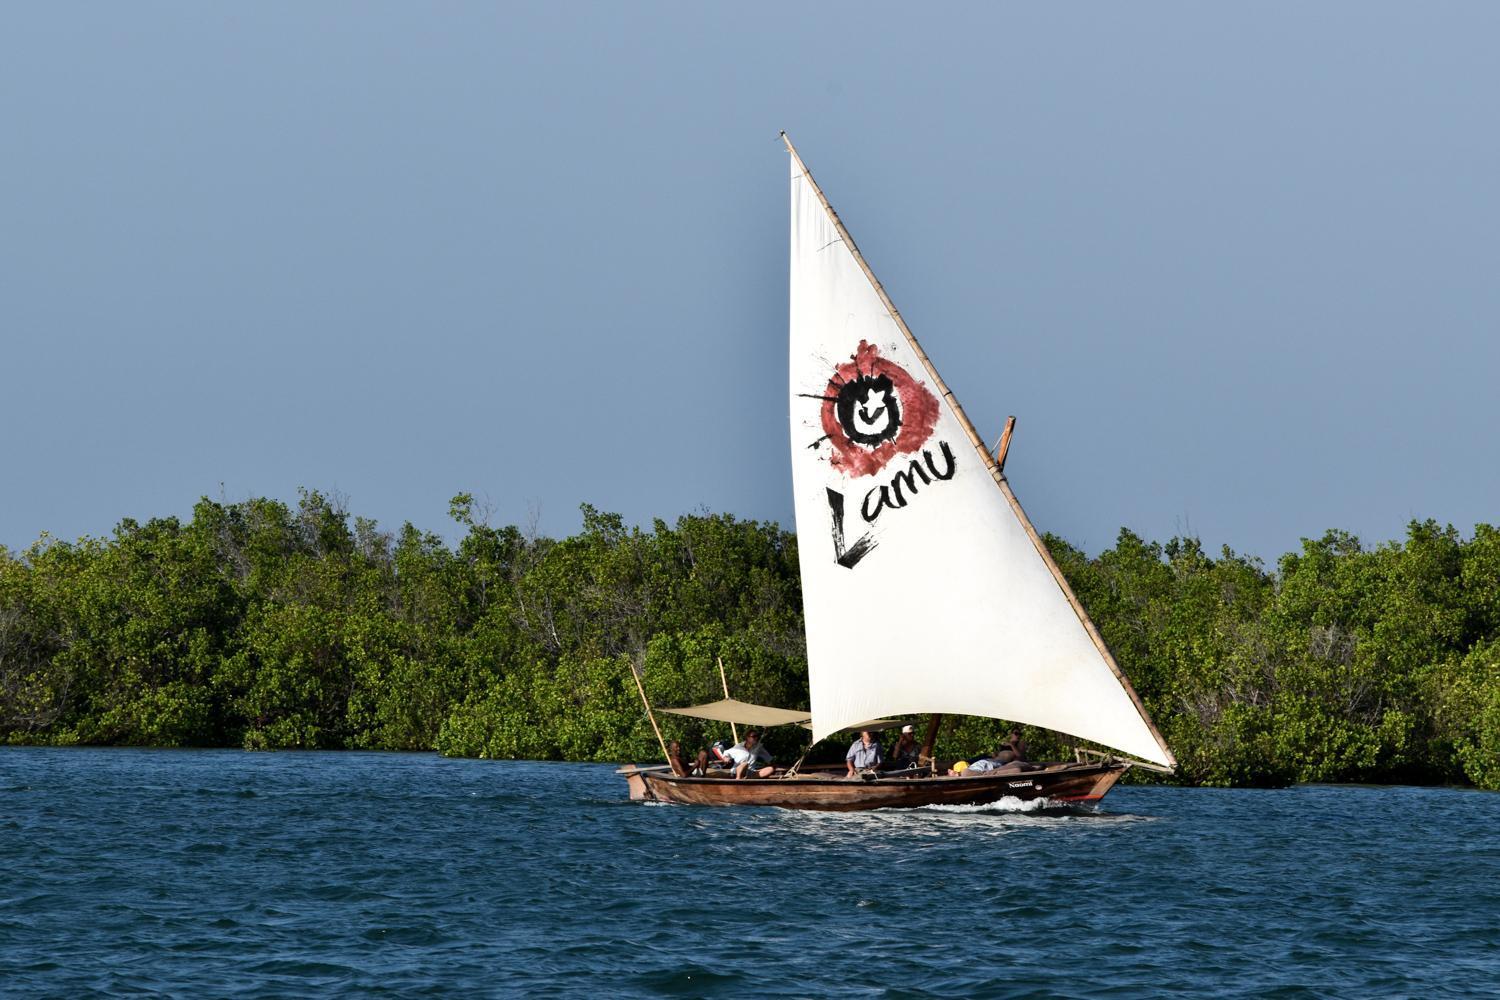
[781,132,1176,771]
[919,713,943,764]
[994,416,1016,471]
[716,657,740,744]
[630,664,672,765]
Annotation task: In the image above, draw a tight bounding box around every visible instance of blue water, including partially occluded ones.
[2,749,1497,998]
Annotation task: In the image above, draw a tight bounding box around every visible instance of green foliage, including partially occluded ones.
[3,494,1497,789]
[1431,640,1500,788]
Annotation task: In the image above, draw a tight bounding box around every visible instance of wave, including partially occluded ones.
[919,794,1059,813]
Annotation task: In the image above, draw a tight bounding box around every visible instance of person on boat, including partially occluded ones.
[886,725,919,770]
[725,731,775,779]
[961,756,1003,774]
[997,728,1027,764]
[955,731,1031,775]
[709,738,735,766]
[845,730,883,777]
[667,740,690,777]
[668,741,713,777]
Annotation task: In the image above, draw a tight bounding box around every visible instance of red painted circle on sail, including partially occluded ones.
[820,341,940,478]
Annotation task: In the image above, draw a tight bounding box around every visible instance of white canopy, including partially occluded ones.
[658,698,811,728]
[784,135,1175,769]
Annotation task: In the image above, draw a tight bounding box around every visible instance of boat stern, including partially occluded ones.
[616,766,656,801]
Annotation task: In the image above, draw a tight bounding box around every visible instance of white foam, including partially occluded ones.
[919,795,1056,814]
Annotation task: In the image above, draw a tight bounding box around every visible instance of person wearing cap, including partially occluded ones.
[845,730,883,777]
[886,724,919,770]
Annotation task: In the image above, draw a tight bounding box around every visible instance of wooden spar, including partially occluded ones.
[919,713,943,763]
[630,664,672,765]
[995,416,1016,471]
[715,657,739,744]
[781,132,1177,770]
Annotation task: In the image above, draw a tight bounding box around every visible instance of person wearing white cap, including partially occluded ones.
[888,724,920,770]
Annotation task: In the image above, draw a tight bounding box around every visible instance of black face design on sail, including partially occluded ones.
[835,374,901,448]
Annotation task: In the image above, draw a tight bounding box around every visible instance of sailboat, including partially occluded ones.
[617,134,1175,810]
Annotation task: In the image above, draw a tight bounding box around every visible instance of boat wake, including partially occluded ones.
[920,795,1059,814]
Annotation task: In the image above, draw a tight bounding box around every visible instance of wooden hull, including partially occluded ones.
[619,761,1126,812]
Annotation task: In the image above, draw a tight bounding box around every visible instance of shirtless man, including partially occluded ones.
[952,730,1029,775]
[996,728,1026,764]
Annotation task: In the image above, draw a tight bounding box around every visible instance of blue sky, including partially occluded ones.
[3,3,1496,559]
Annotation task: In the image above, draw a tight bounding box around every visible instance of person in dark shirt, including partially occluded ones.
[887,725,920,770]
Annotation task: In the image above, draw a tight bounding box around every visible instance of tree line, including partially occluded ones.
[1,490,1495,789]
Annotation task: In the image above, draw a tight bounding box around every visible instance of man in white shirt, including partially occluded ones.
[725,731,774,779]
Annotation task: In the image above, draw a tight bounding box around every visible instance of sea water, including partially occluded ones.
[2,748,1497,998]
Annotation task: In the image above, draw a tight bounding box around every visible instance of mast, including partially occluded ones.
[781,132,1175,769]
[716,657,740,744]
[630,663,672,767]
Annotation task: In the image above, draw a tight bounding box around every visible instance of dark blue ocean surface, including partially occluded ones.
[2,749,1497,998]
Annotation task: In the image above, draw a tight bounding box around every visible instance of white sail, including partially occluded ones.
[786,139,1174,768]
